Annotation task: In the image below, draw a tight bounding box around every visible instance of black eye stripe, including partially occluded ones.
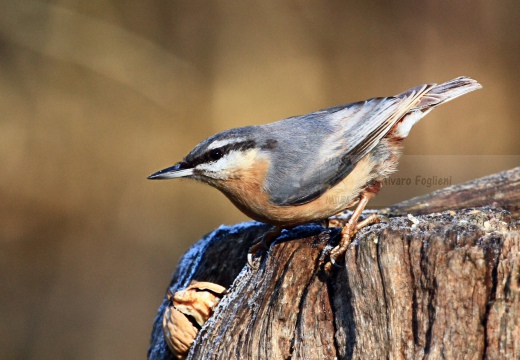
[186,140,257,168]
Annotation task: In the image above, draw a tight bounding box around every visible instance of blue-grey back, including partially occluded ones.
[261,93,423,206]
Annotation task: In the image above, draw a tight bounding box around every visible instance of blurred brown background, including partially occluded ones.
[1,1,519,359]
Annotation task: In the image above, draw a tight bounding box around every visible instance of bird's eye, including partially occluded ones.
[209,148,224,161]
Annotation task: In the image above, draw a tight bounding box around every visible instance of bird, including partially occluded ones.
[148,76,481,270]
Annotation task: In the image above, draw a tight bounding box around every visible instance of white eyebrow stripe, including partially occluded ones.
[207,138,248,150]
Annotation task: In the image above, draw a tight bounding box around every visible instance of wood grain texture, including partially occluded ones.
[381,167,520,218]
[149,208,520,359]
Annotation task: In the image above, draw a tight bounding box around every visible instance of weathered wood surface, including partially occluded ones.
[149,209,520,359]
[149,168,520,360]
[381,166,520,218]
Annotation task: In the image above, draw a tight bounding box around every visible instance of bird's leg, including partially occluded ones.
[247,226,283,268]
[325,188,381,271]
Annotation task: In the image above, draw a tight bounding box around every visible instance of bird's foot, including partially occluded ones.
[324,213,383,271]
[247,227,283,269]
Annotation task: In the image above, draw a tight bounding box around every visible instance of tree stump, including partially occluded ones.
[149,168,520,360]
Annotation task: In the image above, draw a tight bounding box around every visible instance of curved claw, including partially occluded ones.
[330,243,348,265]
[331,257,344,268]
[246,226,283,270]
[324,257,344,272]
[247,252,259,269]
[378,214,390,224]
[330,256,344,268]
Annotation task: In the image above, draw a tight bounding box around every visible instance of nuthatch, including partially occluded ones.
[149,76,481,270]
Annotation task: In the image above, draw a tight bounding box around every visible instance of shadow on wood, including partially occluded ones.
[149,168,520,360]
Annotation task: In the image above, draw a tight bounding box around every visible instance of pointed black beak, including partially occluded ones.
[147,162,193,180]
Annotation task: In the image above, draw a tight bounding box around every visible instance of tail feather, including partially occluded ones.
[416,76,482,110]
[393,76,481,138]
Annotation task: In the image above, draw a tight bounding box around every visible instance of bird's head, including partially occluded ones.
[148,126,277,187]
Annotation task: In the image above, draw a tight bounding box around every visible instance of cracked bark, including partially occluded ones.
[149,168,520,360]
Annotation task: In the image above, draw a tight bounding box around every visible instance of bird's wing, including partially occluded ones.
[265,84,433,206]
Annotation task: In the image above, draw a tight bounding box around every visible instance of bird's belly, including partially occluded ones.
[222,155,376,226]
